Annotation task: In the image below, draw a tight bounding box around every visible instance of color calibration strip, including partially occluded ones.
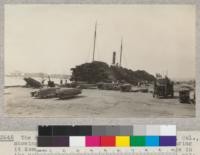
[37,125,176,147]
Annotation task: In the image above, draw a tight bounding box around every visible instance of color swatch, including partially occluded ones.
[86,136,100,147]
[130,136,145,146]
[38,125,176,147]
[116,136,130,147]
[100,136,115,146]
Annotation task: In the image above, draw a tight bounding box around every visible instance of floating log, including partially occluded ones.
[32,87,59,98]
[120,84,132,92]
[97,82,120,90]
[56,88,82,99]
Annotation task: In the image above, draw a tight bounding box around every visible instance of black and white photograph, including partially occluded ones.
[4,4,195,117]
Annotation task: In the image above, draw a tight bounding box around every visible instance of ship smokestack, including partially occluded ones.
[112,51,116,65]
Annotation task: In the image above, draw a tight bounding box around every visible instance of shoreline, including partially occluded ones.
[4,87,195,117]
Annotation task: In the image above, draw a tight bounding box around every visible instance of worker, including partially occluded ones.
[60,79,63,85]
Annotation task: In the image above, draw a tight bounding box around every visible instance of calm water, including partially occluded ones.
[5,76,69,86]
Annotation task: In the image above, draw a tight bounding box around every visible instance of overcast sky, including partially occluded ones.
[5,4,195,80]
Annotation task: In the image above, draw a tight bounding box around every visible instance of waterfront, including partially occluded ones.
[4,76,68,87]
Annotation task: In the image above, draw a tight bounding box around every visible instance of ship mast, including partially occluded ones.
[119,38,123,67]
[92,22,97,62]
